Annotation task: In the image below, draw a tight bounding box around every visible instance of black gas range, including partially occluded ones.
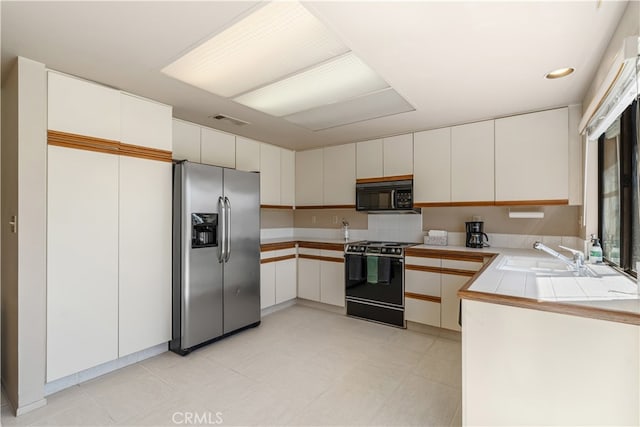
[344,241,418,327]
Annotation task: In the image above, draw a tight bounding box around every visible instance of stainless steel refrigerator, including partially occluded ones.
[171,161,260,355]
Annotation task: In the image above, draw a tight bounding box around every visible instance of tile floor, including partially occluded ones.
[1,304,462,426]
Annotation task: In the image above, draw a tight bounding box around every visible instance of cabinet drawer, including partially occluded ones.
[298,247,321,256]
[406,256,441,268]
[405,270,440,296]
[405,297,440,327]
[442,258,483,271]
[319,249,344,260]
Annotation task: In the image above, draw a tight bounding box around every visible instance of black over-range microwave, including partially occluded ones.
[355,179,417,212]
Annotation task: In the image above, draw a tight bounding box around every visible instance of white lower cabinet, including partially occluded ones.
[275,258,297,304]
[405,297,441,327]
[118,157,172,357]
[47,146,119,382]
[440,273,469,332]
[405,268,441,327]
[320,260,345,307]
[260,263,276,309]
[297,257,321,301]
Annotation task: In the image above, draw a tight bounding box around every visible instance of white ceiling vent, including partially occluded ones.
[209,114,250,127]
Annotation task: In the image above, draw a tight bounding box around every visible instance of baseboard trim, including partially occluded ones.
[15,397,47,416]
[261,299,297,316]
[295,298,346,315]
[44,343,168,396]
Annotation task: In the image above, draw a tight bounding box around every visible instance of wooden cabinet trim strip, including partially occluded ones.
[406,264,477,277]
[494,199,568,206]
[260,242,296,252]
[415,200,568,207]
[406,247,493,261]
[260,205,294,209]
[297,241,345,251]
[260,254,296,264]
[405,292,441,303]
[406,264,441,274]
[48,130,173,162]
[356,174,413,184]
[296,205,356,209]
[298,254,344,263]
[118,142,172,163]
[48,130,119,155]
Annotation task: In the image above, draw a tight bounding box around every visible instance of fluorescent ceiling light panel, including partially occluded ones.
[284,87,415,131]
[233,53,389,117]
[161,1,349,97]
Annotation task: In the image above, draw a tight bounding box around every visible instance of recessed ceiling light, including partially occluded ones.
[545,67,575,79]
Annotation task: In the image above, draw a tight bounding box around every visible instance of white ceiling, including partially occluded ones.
[1,1,628,150]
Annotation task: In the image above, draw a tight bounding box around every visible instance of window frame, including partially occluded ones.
[598,99,638,278]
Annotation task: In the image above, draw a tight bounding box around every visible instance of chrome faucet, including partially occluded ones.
[533,241,586,272]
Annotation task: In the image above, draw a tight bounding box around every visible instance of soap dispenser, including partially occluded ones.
[342,219,350,241]
[589,234,603,263]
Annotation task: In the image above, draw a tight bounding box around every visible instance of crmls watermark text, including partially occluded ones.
[172,411,224,425]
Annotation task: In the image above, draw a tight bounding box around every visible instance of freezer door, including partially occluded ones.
[222,168,261,333]
[179,162,224,349]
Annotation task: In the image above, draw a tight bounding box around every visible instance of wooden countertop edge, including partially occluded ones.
[405,247,497,261]
[260,240,345,252]
[458,254,640,326]
[260,241,297,251]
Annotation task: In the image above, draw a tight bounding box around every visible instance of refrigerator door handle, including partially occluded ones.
[217,196,225,263]
[224,196,231,262]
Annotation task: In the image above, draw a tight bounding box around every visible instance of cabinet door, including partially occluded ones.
[320,260,345,307]
[440,273,469,331]
[120,93,172,151]
[260,262,276,309]
[356,139,383,179]
[495,108,568,202]
[404,268,441,327]
[172,119,200,162]
[297,258,320,301]
[451,120,494,202]
[201,127,236,168]
[275,258,297,304]
[323,143,356,206]
[47,146,119,381]
[414,128,451,203]
[118,157,172,357]
[295,149,323,206]
[236,136,260,172]
[383,134,413,176]
[280,148,295,207]
[405,297,441,327]
[48,71,120,140]
[260,143,281,205]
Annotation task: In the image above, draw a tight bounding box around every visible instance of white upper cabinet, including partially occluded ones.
[495,107,568,203]
[201,127,235,168]
[172,119,200,162]
[451,120,495,202]
[356,139,383,179]
[414,128,451,204]
[236,136,261,172]
[323,143,356,206]
[296,148,324,206]
[383,134,413,176]
[120,93,172,151]
[47,71,120,140]
[260,143,281,205]
[280,148,295,207]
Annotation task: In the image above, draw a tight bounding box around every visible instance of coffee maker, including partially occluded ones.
[465,221,489,248]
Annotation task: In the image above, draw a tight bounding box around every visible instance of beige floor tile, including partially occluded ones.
[371,374,460,426]
[426,337,462,361]
[387,329,438,353]
[80,373,176,423]
[119,393,223,426]
[30,398,114,426]
[413,353,462,389]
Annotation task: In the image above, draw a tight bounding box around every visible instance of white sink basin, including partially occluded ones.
[497,256,573,274]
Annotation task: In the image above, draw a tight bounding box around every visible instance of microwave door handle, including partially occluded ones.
[224,197,231,262]
[391,189,396,209]
[217,196,225,263]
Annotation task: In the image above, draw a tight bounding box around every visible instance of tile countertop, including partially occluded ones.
[412,244,640,325]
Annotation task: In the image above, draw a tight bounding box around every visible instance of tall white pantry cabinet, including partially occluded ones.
[46,72,172,382]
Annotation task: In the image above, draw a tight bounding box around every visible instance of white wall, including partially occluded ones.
[1,57,48,415]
